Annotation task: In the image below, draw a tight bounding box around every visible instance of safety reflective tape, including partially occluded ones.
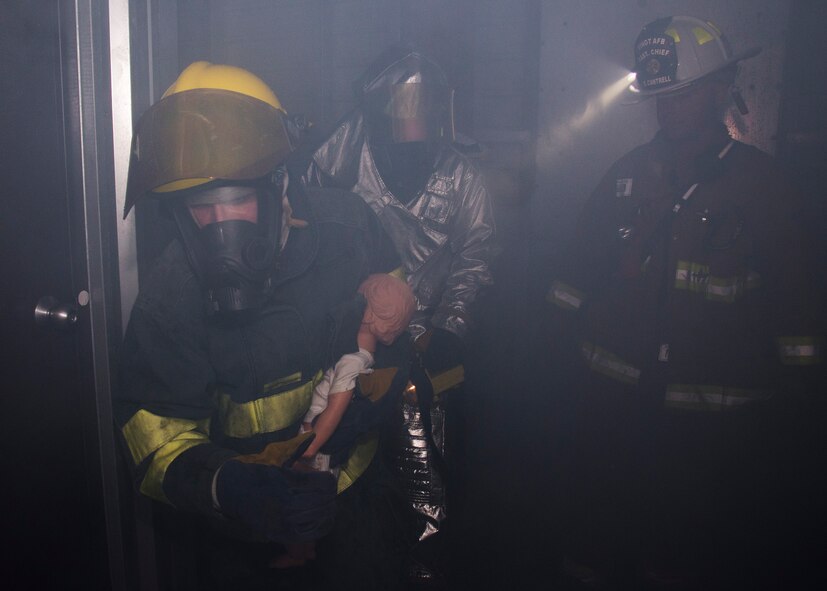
[692,26,714,46]
[139,431,210,504]
[777,337,821,365]
[218,370,323,438]
[122,408,211,466]
[665,27,680,42]
[389,266,408,281]
[429,365,465,395]
[675,260,760,303]
[580,341,641,385]
[262,371,301,393]
[546,280,585,311]
[336,433,379,494]
[665,384,771,412]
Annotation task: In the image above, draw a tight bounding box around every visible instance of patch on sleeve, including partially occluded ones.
[616,178,633,198]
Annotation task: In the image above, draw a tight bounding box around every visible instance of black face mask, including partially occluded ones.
[172,180,283,315]
[372,141,436,205]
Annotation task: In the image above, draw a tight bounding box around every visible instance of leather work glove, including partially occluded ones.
[215,458,337,543]
[235,431,316,468]
[419,328,464,375]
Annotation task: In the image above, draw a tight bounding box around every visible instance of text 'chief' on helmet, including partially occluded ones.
[629,16,760,98]
[354,46,455,145]
[123,61,293,217]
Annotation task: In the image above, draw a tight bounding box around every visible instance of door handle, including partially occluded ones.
[34,295,78,330]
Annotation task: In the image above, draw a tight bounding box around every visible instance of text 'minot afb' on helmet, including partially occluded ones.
[629,16,760,98]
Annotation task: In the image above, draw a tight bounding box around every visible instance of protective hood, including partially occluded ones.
[354,47,455,144]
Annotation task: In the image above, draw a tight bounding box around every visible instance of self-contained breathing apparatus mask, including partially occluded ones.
[169,172,286,316]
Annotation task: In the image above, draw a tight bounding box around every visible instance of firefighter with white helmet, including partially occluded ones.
[543,17,823,588]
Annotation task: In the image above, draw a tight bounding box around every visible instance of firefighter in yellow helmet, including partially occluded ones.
[542,17,823,588]
[116,62,410,588]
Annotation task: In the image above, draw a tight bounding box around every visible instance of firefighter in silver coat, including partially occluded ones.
[304,47,495,584]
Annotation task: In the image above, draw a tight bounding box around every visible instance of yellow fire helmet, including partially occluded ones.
[123,61,292,218]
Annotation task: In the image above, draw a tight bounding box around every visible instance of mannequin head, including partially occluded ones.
[357,274,416,349]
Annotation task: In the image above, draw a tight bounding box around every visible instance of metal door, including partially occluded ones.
[0,1,125,588]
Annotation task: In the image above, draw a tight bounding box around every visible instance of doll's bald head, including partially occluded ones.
[358,273,416,346]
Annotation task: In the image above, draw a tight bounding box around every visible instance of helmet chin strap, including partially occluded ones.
[730,86,750,115]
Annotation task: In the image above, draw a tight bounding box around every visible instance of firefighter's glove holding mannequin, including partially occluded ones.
[420,328,464,375]
[215,459,337,543]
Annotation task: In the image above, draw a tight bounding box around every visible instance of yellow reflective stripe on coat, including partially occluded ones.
[122,408,211,466]
[336,433,379,494]
[665,384,771,412]
[777,337,821,366]
[428,364,465,396]
[546,280,585,312]
[140,431,210,504]
[580,341,641,385]
[674,260,760,303]
[218,370,323,438]
[675,261,761,303]
[388,266,407,281]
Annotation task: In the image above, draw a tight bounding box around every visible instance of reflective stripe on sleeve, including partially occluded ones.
[580,341,641,385]
[218,370,323,438]
[665,384,771,412]
[122,408,211,466]
[546,280,586,312]
[429,364,465,396]
[777,337,821,366]
[388,266,408,281]
[139,431,210,504]
[674,260,760,303]
[336,433,379,494]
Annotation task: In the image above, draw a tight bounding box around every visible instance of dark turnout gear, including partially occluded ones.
[117,185,399,528]
[214,459,337,543]
[545,123,822,585]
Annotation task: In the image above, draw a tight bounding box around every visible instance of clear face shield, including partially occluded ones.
[363,82,455,145]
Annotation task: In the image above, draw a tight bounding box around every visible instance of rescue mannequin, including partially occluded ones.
[273,273,416,569]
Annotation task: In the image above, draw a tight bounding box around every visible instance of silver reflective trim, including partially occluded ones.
[665,384,771,411]
[547,280,584,311]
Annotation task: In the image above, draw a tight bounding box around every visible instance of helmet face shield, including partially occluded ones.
[124,89,292,215]
[364,82,454,144]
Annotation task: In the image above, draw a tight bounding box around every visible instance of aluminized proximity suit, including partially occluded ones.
[306,102,495,578]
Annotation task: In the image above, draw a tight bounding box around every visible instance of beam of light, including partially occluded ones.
[537,71,637,166]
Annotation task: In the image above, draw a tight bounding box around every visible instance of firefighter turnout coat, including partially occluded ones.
[547,125,821,410]
[115,186,405,517]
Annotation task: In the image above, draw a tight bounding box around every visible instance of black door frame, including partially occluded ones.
[58,1,131,588]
